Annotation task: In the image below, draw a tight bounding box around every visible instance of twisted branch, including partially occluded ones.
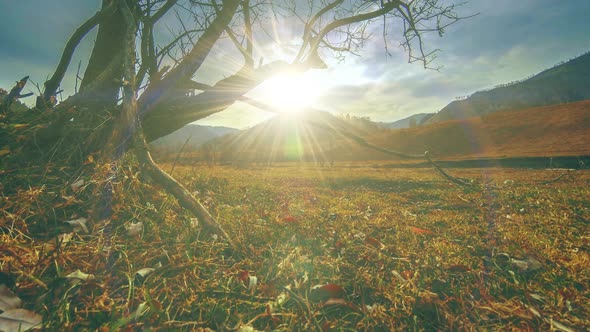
[40,3,117,106]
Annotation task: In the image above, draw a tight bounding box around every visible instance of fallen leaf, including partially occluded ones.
[42,232,74,252]
[364,236,385,249]
[246,276,258,290]
[125,222,143,237]
[237,271,257,290]
[400,270,414,280]
[136,268,155,278]
[510,257,542,273]
[282,216,298,223]
[0,149,10,157]
[58,232,74,244]
[70,179,85,191]
[65,269,94,281]
[64,217,89,234]
[237,325,262,332]
[526,257,542,271]
[310,283,345,302]
[0,308,42,331]
[0,284,22,311]
[409,226,433,235]
[322,298,348,306]
[238,271,250,283]
[83,154,94,165]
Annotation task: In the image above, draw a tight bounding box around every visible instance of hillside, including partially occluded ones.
[150,124,238,151]
[378,113,434,129]
[183,101,590,164]
[374,100,590,160]
[425,52,590,124]
[211,111,387,164]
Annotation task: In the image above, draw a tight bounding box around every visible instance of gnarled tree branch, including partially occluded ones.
[141,60,302,141]
[40,3,116,107]
[136,0,178,88]
[138,0,241,115]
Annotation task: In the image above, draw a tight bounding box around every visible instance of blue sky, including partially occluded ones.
[1,1,589,129]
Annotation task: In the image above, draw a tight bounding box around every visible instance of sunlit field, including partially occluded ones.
[2,0,590,330]
[2,162,588,330]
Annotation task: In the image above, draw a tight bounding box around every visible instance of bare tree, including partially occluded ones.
[1,0,465,242]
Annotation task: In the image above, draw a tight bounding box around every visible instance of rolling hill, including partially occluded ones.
[378,113,434,129]
[425,52,590,124]
[206,100,590,164]
[211,111,388,164]
[374,100,590,160]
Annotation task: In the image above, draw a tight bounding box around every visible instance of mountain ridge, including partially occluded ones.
[425,51,590,124]
[376,99,590,160]
[378,113,434,129]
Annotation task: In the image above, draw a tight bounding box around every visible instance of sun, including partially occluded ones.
[253,72,322,113]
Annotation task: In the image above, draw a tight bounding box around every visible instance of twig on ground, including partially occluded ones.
[538,171,570,185]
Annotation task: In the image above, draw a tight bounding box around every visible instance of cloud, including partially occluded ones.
[0,1,99,104]
[0,1,98,63]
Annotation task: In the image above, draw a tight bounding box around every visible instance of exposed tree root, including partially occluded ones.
[424,151,477,188]
[134,131,232,243]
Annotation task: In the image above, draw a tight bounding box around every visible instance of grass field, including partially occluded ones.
[1,162,589,330]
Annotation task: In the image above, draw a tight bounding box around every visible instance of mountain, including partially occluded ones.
[150,124,238,151]
[373,100,590,159]
[160,101,590,163]
[379,113,434,129]
[425,52,590,124]
[211,111,388,164]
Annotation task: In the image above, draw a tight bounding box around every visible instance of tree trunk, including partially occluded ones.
[79,0,135,108]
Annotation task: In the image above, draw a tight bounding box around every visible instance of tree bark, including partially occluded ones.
[79,0,136,108]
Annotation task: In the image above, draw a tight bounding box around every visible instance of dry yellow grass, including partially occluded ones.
[1,161,589,330]
[376,100,590,159]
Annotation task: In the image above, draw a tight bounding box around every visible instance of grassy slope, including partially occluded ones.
[373,100,590,160]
